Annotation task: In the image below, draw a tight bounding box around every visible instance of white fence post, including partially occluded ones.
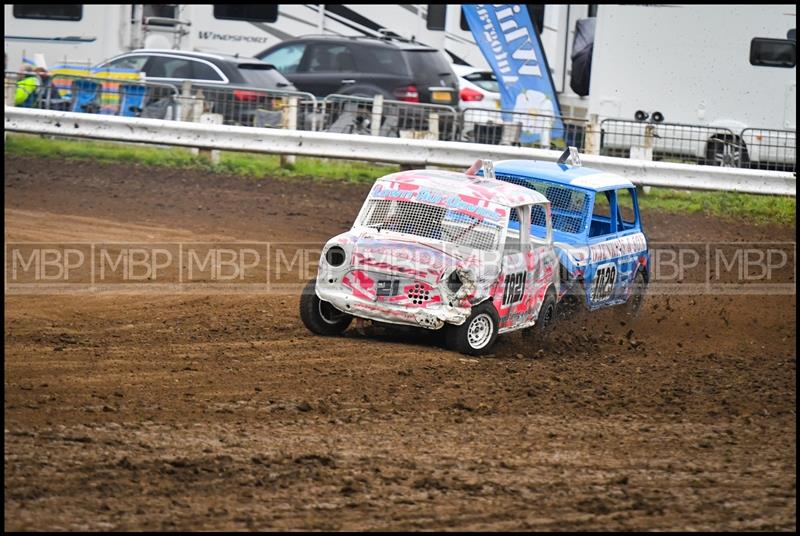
[190,89,205,123]
[584,113,601,155]
[631,124,655,194]
[428,112,439,140]
[281,96,298,168]
[179,80,192,122]
[197,113,223,164]
[370,94,383,137]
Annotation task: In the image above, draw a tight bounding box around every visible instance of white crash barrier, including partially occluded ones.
[5,106,796,196]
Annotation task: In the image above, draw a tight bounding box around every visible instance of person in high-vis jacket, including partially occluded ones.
[15,66,47,106]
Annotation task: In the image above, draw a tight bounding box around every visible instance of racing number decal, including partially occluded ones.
[502,272,527,306]
[591,263,617,302]
[376,279,400,297]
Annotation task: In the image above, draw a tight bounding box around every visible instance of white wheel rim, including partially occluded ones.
[714,143,740,167]
[467,313,493,349]
[318,300,344,324]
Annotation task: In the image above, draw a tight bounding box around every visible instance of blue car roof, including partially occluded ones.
[494,160,635,192]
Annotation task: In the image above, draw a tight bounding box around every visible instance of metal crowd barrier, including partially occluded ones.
[740,127,796,172]
[320,94,460,141]
[6,69,794,171]
[599,119,741,164]
[461,107,588,149]
[5,70,180,120]
[179,82,318,129]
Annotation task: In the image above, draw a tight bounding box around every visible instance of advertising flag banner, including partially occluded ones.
[463,4,564,145]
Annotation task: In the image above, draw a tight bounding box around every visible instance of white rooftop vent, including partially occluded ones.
[557,146,582,167]
[482,159,495,180]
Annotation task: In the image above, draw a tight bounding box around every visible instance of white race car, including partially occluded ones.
[300,160,559,355]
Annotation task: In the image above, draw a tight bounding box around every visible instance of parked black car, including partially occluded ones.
[257,35,459,106]
[95,49,297,124]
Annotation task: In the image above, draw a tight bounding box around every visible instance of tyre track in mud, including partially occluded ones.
[4,155,796,531]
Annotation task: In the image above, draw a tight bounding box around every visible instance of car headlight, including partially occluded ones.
[443,268,476,301]
[325,246,346,267]
[447,271,463,293]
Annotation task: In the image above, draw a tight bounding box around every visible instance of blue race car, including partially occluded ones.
[491,151,650,317]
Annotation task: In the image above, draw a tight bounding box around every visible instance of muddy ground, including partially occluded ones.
[4,155,796,531]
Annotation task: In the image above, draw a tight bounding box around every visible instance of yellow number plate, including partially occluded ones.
[431,91,451,102]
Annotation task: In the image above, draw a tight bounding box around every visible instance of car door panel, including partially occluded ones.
[584,188,648,309]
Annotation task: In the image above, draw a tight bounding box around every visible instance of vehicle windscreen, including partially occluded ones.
[359,198,504,251]
[236,64,293,88]
[497,174,590,235]
[464,71,499,93]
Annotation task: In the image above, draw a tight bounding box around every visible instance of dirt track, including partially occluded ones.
[4,155,796,531]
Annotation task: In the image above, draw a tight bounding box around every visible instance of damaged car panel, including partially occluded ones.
[300,163,559,355]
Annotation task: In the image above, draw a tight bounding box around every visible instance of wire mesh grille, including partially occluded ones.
[360,199,502,251]
[498,174,588,234]
[509,205,548,226]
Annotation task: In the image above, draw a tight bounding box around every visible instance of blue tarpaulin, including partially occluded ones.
[462,4,564,146]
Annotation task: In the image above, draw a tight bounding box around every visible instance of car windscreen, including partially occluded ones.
[403,50,456,86]
[359,198,503,251]
[236,64,293,88]
[464,71,499,93]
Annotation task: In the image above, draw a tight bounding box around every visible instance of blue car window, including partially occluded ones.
[588,191,614,238]
[616,187,638,231]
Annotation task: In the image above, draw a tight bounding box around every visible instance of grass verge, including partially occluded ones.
[4,134,396,184]
[5,134,796,226]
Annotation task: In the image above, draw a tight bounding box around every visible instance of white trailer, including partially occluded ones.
[587,5,796,168]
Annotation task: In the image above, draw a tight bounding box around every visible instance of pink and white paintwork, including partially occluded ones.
[314,168,559,334]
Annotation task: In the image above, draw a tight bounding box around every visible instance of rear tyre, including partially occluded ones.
[299,279,352,336]
[445,302,500,356]
[623,269,647,319]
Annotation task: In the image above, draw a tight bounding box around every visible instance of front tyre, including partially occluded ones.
[445,302,500,356]
[299,279,352,336]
